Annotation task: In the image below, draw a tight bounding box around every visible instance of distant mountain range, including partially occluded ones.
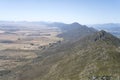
[0,21,52,31]
[90,23,120,38]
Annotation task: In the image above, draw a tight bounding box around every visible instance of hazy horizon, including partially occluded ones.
[0,0,120,24]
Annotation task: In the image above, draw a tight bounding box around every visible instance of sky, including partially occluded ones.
[0,0,120,24]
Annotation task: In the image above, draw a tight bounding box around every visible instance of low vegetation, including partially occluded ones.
[0,22,119,80]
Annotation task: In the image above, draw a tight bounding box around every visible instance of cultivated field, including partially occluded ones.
[0,26,62,74]
[0,28,62,50]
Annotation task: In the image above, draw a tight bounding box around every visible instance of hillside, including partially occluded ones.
[56,22,97,42]
[2,30,120,80]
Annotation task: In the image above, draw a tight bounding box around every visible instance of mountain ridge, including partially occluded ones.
[3,30,120,80]
[0,22,119,80]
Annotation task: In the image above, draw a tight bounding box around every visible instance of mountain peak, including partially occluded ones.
[70,22,81,26]
[95,30,107,40]
[85,30,120,46]
[99,30,106,34]
[94,30,117,40]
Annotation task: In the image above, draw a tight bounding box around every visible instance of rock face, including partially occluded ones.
[94,30,106,41]
[76,30,120,47]
[1,31,120,80]
[90,76,112,80]
[91,23,120,38]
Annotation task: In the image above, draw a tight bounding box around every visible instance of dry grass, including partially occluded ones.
[0,27,62,72]
[0,28,62,50]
